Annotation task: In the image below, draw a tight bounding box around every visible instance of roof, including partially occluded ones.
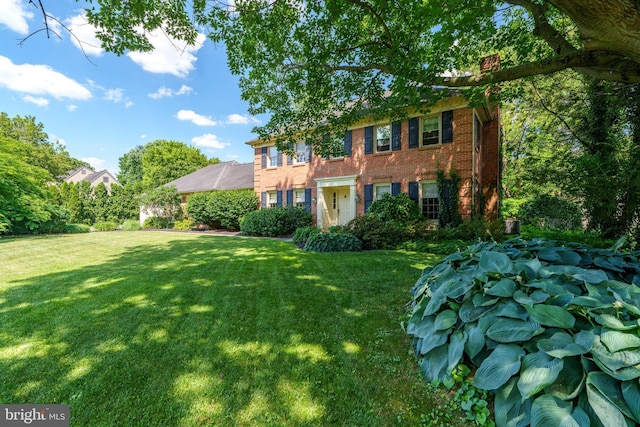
[162,161,254,194]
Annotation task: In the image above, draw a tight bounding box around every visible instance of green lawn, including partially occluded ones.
[0,231,464,426]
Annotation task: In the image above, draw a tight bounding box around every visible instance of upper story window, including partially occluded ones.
[294,142,307,164]
[422,116,440,146]
[268,147,279,167]
[376,125,391,152]
[103,176,109,183]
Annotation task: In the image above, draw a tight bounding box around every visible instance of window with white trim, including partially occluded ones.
[374,183,391,200]
[422,116,440,146]
[376,125,391,152]
[294,189,305,207]
[329,135,346,159]
[268,146,278,167]
[267,191,278,208]
[294,142,307,164]
[421,182,439,220]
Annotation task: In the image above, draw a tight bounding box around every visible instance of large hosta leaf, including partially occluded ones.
[544,356,585,400]
[592,335,640,371]
[517,351,564,400]
[447,331,467,373]
[464,322,485,359]
[601,329,640,353]
[495,377,530,427]
[537,330,593,359]
[486,278,517,297]
[513,289,549,306]
[586,376,631,427]
[593,313,639,331]
[486,317,542,343]
[530,395,590,427]
[473,344,524,390]
[418,344,449,382]
[587,372,635,421]
[621,380,640,422]
[419,329,449,355]
[459,294,497,322]
[479,250,514,275]
[525,304,576,329]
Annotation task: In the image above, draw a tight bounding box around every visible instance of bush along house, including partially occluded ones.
[247,92,500,229]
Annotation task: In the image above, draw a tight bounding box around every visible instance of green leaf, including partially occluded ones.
[513,289,549,306]
[419,329,449,355]
[537,330,593,359]
[464,322,485,359]
[517,351,564,400]
[418,344,449,382]
[621,380,640,422]
[544,356,585,400]
[587,371,635,420]
[586,374,631,427]
[601,329,640,353]
[591,335,640,372]
[530,395,590,427]
[495,300,530,320]
[495,377,531,427]
[447,331,467,373]
[473,344,524,390]
[479,251,513,275]
[486,317,542,343]
[459,295,497,322]
[433,309,458,331]
[525,304,576,328]
[486,278,517,297]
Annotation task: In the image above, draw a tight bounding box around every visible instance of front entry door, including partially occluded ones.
[328,187,351,226]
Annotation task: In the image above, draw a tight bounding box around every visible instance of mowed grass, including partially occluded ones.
[0,232,463,426]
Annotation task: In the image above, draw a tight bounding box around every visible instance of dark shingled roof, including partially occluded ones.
[162,161,254,194]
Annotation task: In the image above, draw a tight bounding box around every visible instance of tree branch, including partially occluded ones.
[344,0,393,49]
[508,0,576,55]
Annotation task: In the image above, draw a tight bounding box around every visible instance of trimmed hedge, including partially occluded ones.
[187,189,259,230]
[303,231,362,252]
[93,221,119,231]
[143,216,174,229]
[240,206,312,237]
[292,226,321,247]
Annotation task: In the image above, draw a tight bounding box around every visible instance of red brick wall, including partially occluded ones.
[251,104,500,223]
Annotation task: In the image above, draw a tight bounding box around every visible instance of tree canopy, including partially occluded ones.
[140,139,212,189]
[40,0,640,150]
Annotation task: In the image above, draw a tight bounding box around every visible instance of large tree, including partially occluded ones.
[29,0,640,151]
[141,139,211,189]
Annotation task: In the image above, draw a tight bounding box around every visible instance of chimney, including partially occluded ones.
[480,54,500,72]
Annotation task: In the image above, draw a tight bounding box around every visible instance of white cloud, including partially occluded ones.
[140,134,147,139]
[50,135,66,145]
[148,84,193,99]
[65,12,104,57]
[127,31,206,77]
[226,113,261,125]
[81,157,107,170]
[22,95,49,107]
[0,56,92,100]
[68,104,78,111]
[104,87,133,107]
[176,109,217,126]
[0,0,33,35]
[192,134,228,149]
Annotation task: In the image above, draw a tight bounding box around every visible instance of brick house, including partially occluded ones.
[247,93,500,229]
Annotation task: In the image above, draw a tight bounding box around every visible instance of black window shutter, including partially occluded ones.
[304,188,312,212]
[261,192,267,208]
[261,147,267,169]
[286,189,293,205]
[391,182,401,196]
[408,181,419,204]
[364,184,373,212]
[408,118,419,148]
[276,190,283,207]
[364,126,373,154]
[344,130,352,157]
[277,151,283,167]
[442,110,453,143]
[392,121,401,151]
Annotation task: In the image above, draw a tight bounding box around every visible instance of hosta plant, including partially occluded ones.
[407,236,640,427]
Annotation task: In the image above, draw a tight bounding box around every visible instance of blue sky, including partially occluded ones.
[0,0,263,176]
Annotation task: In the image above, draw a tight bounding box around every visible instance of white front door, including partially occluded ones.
[327,187,351,226]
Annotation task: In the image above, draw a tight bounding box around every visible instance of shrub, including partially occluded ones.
[345,215,408,249]
[518,194,583,230]
[63,223,91,234]
[187,189,258,230]
[240,206,312,237]
[173,219,194,231]
[292,226,321,247]
[121,219,142,231]
[451,217,506,242]
[143,216,174,229]
[407,236,640,427]
[501,198,528,219]
[93,221,119,231]
[397,239,468,255]
[368,193,423,224]
[303,231,362,252]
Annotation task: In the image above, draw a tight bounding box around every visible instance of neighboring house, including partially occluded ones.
[63,166,121,194]
[247,93,500,229]
[139,161,254,225]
